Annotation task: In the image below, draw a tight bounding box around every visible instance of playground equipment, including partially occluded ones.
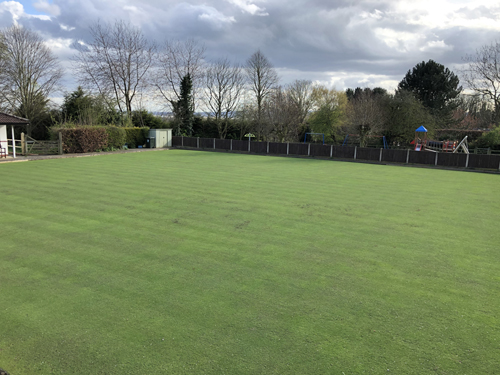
[413,125,469,154]
[303,132,325,144]
[342,134,388,149]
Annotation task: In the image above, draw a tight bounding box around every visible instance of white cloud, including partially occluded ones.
[227,0,268,16]
[419,40,453,52]
[0,0,25,21]
[34,0,60,16]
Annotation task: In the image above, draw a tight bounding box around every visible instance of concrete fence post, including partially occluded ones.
[213,138,216,149]
[197,137,199,149]
[308,143,310,156]
[248,139,251,152]
[435,152,438,166]
[379,148,383,162]
[354,146,357,160]
[406,149,410,164]
[230,139,233,151]
[181,136,184,147]
[287,142,289,155]
[58,132,63,155]
[330,145,333,158]
[465,153,469,168]
[267,141,269,154]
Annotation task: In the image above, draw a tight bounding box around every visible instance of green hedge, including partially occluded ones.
[123,127,149,148]
[57,127,109,153]
[105,126,127,149]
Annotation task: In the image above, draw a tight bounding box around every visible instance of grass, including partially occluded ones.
[1,150,499,374]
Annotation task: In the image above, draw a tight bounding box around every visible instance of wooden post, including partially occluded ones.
[11,125,15,158]
[21,132,25,155]
[58,132,63,155]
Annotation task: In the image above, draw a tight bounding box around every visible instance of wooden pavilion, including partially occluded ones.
[0,113,29,158]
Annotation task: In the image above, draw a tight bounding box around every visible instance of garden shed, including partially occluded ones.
[0,112,30,158]
[149,129,172,148]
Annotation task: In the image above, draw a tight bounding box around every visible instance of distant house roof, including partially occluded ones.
[0,112,30,125]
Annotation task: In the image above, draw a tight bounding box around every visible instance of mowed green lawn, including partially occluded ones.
[1,150,499,374]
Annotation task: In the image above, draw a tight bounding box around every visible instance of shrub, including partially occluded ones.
[54,127,109,153]
[105,126,127,149]
[123,127,149,148]
[474,126,500,150]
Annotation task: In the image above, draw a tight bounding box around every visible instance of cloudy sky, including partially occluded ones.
[1,0,500,105]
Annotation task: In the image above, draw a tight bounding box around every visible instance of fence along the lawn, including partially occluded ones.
[171,136,500,171]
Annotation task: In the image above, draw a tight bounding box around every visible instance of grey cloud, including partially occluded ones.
[2,0,500,93]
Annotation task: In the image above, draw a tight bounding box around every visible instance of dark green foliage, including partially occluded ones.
[131,110,168,129]
[384,90,436,146]
[123,127,150,148]
[105,126,127,149]
[61,87,120,125]
[473,126,500,149]
[398,60,462,127]
[172,74,194,136]
[346,87,387,101]
[57,127,109,153]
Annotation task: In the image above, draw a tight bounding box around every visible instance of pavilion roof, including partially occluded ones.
[0,112,29,125]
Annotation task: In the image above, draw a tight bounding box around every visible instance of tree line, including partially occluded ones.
[1,21,500,149]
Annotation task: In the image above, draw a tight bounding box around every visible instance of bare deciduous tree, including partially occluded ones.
[73,20,157,117]
[0,25,63,135]
[345,90,387,147]
[203,58,245,139]
[288,79,315,126]
[462,42,500,123]
[263,86,301,142]
[245,50,279,140]
[156,39,205,112]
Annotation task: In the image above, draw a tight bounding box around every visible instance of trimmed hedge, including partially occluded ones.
[123,127,149,148]
[58,127,109,153]
[105,126,127,149]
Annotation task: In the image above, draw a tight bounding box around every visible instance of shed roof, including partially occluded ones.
[0,112,30,125]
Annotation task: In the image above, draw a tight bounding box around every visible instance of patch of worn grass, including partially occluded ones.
[1,150,499,374]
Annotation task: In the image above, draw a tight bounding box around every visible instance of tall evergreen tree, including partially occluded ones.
[398,60,462,127]
[173,73,194,136]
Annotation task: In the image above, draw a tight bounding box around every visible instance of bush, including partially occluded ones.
[123,127,149,148]
[105,126,127,149]
[474,126,500,150]
[56,127,109,153]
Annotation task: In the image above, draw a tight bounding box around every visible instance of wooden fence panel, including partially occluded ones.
[356,147,380,161]
[437,153,467,168]
[215,139,231,150]
[310,144,331,157]
[288,143,309,156]
[182,137,198,148]
[269,142,287,154]
[250,141,268,153]
[408,151,436,165]
[382,149,407,163]
[172,136,182,146]
[232,139,248,151]
[468,154,500,169]
[332,146,355,159]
